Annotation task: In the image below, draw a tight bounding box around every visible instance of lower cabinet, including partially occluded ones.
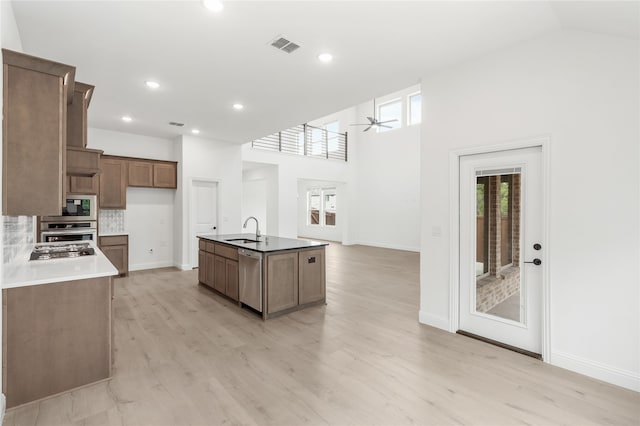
[265,247,326,316]
[99,235,129,276]
[198,239,239,302]
[266,252,299,314]
[2,277,112,408]
[299,248,326,305]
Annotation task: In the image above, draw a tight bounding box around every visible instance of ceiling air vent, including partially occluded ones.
[168,121,184,127]
[270,36,301,54]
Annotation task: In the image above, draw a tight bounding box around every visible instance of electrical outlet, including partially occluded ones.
[148,248,154,253]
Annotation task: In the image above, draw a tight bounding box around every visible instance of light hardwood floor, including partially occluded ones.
[4,243,639,425]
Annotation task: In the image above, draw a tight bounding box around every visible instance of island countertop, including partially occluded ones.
[197,233,328,253]
[3,242,119,289]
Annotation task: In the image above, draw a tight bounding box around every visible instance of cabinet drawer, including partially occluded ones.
[205,242,216,253]
[214,243,238,260]
[199,239,207,251]
[100,235,128,246]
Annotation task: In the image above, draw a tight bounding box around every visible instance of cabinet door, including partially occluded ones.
[213,255,226,294]
[198,251,206,284]
[266,252,299,314]
[100,159,127,209]
[3,63,68,216]
[69,175,99,195]
[101,245,128,276]
[204,252,216,289]
[299,248,326,305]
[226,259,239,301]
[153,163,177,188]
[128,161,153,187]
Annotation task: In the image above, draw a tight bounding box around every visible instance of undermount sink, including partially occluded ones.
[225,238,259,244]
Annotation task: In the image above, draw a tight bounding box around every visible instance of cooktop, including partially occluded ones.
[30,242,96,261]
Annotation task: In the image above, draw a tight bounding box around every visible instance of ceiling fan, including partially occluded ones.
[349,98,397,132]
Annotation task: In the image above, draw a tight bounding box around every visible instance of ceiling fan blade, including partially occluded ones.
[378,119,398,124]
[379,124,393,129]
[363,125,373,132]
[349,123,371,126]
[366,117,376,123]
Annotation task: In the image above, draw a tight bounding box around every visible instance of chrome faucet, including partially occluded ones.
[243,216,261,240]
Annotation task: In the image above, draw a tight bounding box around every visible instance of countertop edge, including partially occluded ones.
[197,233,329,253]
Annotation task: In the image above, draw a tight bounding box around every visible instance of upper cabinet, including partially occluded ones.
[67,82,93,149]
[2,49,75,216]
[126,158,177,189]
[101,155,177,209]
[100,156,127,209]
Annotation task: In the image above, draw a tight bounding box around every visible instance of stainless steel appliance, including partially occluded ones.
[238,248,263,312]
[30,242,95,261]
[42,194,97,222]
[40,195,98,242]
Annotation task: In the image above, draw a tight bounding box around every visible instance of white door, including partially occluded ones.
[191,180,218,269]
[459,147,543,354]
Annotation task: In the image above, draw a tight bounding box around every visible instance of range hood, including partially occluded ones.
[67,146,102,177]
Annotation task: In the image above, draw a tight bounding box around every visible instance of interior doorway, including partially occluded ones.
[458,146,544,355]
[190,179,218,269]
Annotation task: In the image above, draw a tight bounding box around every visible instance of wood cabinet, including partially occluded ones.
[266,252,299,314]
[127,159,176,189]
[298,248,326,305]
[153,162,177,188]
[128,161,154,187]
[2,276,112,408]
[67,145,101,177]
[66,82,94,149]
[197,239,239,301]
[2,49,75,216]
[100,157,127,209]
[99,235,128,276]
[68,175,99,195]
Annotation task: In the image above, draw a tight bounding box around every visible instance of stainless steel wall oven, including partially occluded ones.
[40,195,98,242]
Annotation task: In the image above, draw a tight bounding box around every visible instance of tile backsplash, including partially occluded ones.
[3,216,36,264]
[99,209,125,234]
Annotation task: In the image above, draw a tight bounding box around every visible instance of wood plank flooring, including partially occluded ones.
[4,243,639,425]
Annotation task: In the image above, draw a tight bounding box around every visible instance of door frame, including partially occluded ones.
[189,177,220,269]
[448,135,551,361]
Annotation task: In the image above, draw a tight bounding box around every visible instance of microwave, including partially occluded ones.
[41,195,98,222]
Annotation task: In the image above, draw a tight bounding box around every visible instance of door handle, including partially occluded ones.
[524,258,542,266]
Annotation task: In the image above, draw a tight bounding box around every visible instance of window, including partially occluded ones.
[308,191,321,225]
[408,93,422,125]
[325,121,340,152]
[307,188,336,227]
[378,99,401,132]
[310,127,323,156]
[297,130,305,156]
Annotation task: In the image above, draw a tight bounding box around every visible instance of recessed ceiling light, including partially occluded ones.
[191,129,200,134]
[318,53,333,63]
[122,116,132,122]
[203,0,224,13]
[233,103,244,110]
[145,80,160,89]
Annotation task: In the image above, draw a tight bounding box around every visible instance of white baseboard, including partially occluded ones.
[418,310,450,331]
[354,240,420,253]
[551,350,640,392]
[129,261,176,272]
[175,263,193,271]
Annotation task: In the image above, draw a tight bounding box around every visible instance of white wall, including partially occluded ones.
[88,127,175,161]
[88,127,177,271]
[125,188,174,271]
[419,30,639,391]
[352,86,421,251]
[242,179,267,235]
[241,144,352,240]
[297,179,344,242]
[176,135,243,269]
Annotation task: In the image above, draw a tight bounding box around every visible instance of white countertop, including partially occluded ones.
[3,242,119,289]
[98,232,129,237]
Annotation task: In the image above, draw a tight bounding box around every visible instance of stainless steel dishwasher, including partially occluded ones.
[238,248,263,312]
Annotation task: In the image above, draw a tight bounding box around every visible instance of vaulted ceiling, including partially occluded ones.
[11,1,639,144]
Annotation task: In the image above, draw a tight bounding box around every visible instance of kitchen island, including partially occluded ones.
[2,242,118,408]
[197,234,328,319]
